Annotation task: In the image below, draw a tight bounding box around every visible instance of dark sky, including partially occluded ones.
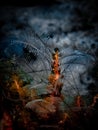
[0,0,59,6]
[0,0,98,7]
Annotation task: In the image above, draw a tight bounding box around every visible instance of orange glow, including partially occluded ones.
[55,73,60,80]
[14,79,20,90]
[76,96,81,107]
[47,48,63,96]
[91,94,98,107]
[53,50,60,81]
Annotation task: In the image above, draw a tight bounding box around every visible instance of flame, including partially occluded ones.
[55,73,60,80]
[91,94,98,107]
[14,79,20,90]
[53,50,60,81]
[47,48,63,96]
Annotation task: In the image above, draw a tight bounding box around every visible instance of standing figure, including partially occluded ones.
[48,48,63,96]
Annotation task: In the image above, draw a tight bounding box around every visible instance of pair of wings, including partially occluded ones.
[0,28,94,96]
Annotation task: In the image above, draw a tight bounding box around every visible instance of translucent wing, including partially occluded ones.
[60,48,95,96]
[0,29,95,98]
[0,29,52,92]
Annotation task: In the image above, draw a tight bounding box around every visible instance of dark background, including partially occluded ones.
[0,0,97,6]
[0,0,60,6]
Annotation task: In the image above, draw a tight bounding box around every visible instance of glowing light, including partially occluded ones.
[47,48,63,96]
[91,94,98,107]
[14,79,20,90]
[55,73,60,80]
[53,49,60,81]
